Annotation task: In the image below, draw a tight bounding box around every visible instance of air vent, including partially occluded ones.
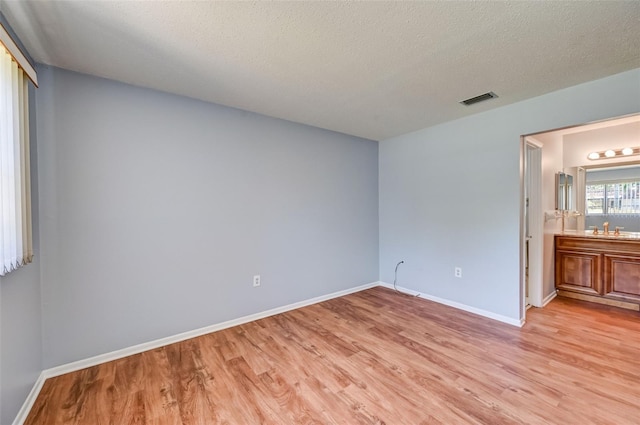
[460,91,498,106]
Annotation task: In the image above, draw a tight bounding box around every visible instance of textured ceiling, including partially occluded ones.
[1,1,639,141]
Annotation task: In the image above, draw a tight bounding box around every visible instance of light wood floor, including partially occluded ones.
[25,287,640,425]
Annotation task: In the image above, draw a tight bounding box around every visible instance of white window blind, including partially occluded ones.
[0,42,33,276]
[586,180,640,215]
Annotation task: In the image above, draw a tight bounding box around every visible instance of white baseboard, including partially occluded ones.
[378,282,524,327]
[542,290,557,307]
[12,372,46,425]
[13,281,380,424]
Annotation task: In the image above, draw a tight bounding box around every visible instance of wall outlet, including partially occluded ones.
[253,275,261,287]
[454,267,462,278]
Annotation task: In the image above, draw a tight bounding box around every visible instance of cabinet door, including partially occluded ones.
[604,254,640,302]
[555,250,602,295]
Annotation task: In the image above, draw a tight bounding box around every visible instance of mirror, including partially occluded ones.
[583,164,640,232]
[555,172,573,211]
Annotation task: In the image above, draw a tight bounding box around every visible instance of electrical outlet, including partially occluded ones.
[454,267,462,278]
[253,275,261,287]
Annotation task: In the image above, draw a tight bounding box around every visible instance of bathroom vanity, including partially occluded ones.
[555,232,640,309]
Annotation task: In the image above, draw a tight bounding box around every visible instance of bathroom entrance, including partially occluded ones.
[520,113,640,318]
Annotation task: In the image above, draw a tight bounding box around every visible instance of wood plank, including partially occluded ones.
[25,287,640,425]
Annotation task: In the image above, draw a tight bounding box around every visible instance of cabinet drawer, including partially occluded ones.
[555,236,640,254]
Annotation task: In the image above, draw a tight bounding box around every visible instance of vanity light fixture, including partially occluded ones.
[587,146,640,160]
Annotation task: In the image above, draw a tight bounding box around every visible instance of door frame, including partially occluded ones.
[521,137,544,319]
[522,138,544,312]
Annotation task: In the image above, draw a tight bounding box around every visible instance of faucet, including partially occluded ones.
[590,225,599,235]
[614,226,624,236]
[603,222,609,235]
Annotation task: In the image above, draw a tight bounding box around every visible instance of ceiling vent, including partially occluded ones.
[460,91,498,106]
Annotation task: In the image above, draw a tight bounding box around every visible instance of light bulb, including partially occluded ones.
[587,152,600,160]
[604,150,616,158]
[622,147,634,155]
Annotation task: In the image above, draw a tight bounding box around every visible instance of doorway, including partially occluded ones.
[520,113,640,321]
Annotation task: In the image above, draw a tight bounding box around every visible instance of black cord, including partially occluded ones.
[393,260,404,292]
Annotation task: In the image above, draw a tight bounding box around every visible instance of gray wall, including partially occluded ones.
[36,66,379,368]
[379,68,640,321]
[0,263,42,425]
[0,85,42,425]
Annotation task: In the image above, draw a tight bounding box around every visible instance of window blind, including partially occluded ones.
[0,43,32,275]
[586,180,640,215]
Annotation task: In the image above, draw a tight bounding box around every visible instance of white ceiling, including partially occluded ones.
[1,1,639,141]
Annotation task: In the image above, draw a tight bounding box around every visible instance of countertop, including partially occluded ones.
[556,229,640,241]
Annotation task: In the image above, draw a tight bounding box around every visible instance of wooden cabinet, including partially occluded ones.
[555,235,640,305]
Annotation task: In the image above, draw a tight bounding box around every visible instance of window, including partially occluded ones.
[586,180,640,215]
[0,22,36,276]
